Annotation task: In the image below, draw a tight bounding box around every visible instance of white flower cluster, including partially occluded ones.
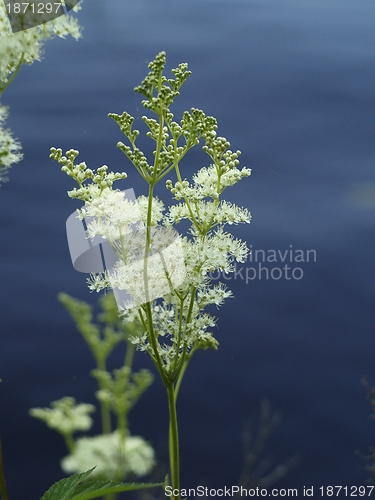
[167,163,251,202]
[61,431,155,480]
[0,1,82,89]
[125,227,248,365]
[127,301,220,370]
[181,228,248,282]
[136,195,165,225]
[78,188,142,241]
[0,104,22,182]
[76,188,186,308]
[109,233,186,309]
[167,198,251,227]
[29,397,95,435]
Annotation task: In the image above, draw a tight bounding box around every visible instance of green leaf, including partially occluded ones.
[70,481,163,500]
[41,468,162,500]
[40,468,95,500]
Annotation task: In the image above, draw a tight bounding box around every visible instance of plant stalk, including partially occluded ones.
[166,382,180,500]
[97,357,112,435]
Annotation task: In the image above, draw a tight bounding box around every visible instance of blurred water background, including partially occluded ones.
[1,0,375,497]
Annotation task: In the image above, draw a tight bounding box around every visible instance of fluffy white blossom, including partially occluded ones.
[29,397,95,435]
[108,234,186,309]
[166,164,251,202]
[61,431,155,479]
[79,191,186,308]
[0,104,22,183]
[136,195,165,225]
[167,199,251,227]
[81,191,142,244]
[181,228,248,279]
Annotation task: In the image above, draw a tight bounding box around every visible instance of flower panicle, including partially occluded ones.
[54,51,251,377]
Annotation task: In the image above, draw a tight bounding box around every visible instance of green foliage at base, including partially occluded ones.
[40,468,163,500]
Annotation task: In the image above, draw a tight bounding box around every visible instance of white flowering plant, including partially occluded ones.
[50,51,252,500]
[0,0,82,186]
[1,299,162,500]
[28,292,159,500]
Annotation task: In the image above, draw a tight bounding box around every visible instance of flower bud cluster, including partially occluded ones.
[134,51,168,99]
[116,142,151,181]
[50,147,127,201]
[165,179,189,200]
[180,108,217,146]
[134,52,191,115]
[108,111,139,144]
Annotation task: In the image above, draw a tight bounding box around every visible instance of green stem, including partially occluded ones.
[170,298,184,375]
[174,351,193,401]
[144,301,168,386]
[0,436,9,500]
[97,357,112,435]
[166,382,180,500]
[123,338,135,378]
[0,54,24,98]
[117,341,135,438]
[142,92,182,498]
[63,432,76,454]
[142,180,168,386]
[100,399,112,435]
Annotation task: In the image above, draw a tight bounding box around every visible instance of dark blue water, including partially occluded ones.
[2,0,375,497]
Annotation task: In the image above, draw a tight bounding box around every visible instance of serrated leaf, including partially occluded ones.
[40,468,95,500]
[70,481,163,500]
